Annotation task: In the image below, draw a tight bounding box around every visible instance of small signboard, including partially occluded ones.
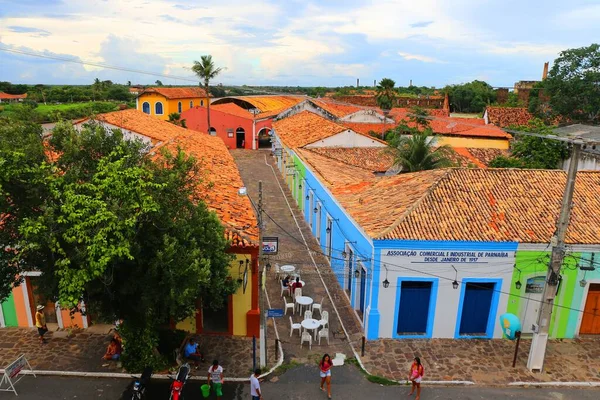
[262,237,278,255]
[267,309,284,318]
[0,354,35,395]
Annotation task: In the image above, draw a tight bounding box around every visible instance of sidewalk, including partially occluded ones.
[362,337,600,385]
[231,150,364,364]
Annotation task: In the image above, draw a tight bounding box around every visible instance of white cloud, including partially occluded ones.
[398,51,445,63]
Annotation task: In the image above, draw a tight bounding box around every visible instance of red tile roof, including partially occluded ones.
[141,87,210,99]
[153,133,258,247]
[333,169,600,244]
[485,107,534,127]
[212,103,254,119]
[310,99,363,118]
[0,92,27,100]
[295,148,378,187]
[305,147,393,172]
[272,111,349,148]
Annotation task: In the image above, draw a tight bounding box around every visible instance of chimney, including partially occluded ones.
[374,79,376,87]
[542,62,549,80]
[357,78,359,88]
[409,79,413,87]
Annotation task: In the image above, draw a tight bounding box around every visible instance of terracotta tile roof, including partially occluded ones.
[485,107,533,127]
[0,91,27,100]
[153,133,258,247]
[310,99,363,118]
[212,103,253,119]
[306,147,393,172]
[332,168,600,244]
[141,87,210,99]
[341,122,389,137]
[90,109,189,142]
[212,96,305,115]
[273,111,349,148]
[295,148,377,187]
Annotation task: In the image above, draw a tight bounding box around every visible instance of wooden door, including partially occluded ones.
[581,284,600,334]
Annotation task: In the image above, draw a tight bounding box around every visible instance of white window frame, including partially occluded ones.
[326,216,333,261]
[155,101,164,115]
[316,203,322,242]
[190,100,194,108]
[309,192,314,228]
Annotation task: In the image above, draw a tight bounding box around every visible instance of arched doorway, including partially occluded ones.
[236,127,245,148]
[257,128,272,148]
[209,127,217,136]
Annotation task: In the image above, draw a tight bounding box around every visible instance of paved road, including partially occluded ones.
[9,365,600,399]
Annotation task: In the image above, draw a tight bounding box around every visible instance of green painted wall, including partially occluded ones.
[293,153,306,211]
[1,293,18,327]
[506,251,579,338]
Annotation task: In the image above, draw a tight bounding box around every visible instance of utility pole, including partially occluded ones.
[527,143,581,371]
[258,181,267,368]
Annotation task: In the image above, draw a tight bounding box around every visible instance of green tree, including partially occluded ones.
[127,80,132,86]
[192,55,224,134]
[408,106,430,129]
[168,112,187,128]
[155,80,163,86]
[545,43,600,123]
[387,130,453,172]
[444,80,496,113]
[1,121,236,371]
[375,78,396,111]
[489,119,569,169]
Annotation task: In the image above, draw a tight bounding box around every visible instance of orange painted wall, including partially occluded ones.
[11,285,30,327]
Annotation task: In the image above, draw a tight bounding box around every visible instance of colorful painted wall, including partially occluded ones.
[506,250,580,338]
[137,92,208,120]
[570,252,600,336]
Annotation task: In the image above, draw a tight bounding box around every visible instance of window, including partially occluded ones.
[190,101,194,108]
[178,101,182,113]
[227,128,234,138]
[316,203,322,241]
[309,192,314,228]
[326,217,333,261]
[142,102,150,114]
[155,102,164,115]
[201,100,204,106]
[346,247,354,294]
[209,127,217,136]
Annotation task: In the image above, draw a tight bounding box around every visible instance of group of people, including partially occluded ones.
[282,275,302,292]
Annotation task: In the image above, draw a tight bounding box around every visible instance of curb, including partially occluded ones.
[509,381,600,387]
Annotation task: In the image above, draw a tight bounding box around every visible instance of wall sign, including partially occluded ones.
[525,276,545,294]
[262,237,278,255]
[384,250,514,264]
[0,354,36,395]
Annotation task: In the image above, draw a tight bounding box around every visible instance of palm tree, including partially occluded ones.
[192,55,224,134]
[155,80,163,86]
[376,78,396,111]
[127,80,131,87]
[388,130,453,172]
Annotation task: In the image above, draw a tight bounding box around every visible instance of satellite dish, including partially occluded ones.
[384,164,402,176]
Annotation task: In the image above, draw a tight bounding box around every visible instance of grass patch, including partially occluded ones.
[346,357,402,386]
[273,360,300,375]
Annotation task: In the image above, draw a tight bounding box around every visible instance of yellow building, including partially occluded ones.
[136,87,210,120]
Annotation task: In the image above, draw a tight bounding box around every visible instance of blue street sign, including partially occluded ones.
[267,309,284,318]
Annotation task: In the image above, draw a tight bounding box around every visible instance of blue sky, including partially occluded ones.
[0,0,598,87]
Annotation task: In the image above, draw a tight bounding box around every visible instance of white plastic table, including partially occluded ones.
[295,296,313,315]
[301,318,321,340]
[281,265,295,273]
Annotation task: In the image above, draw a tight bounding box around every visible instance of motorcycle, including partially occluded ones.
[130,367,153,400]
[169,363,191,400]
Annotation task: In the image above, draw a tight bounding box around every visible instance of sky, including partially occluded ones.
[0,0,599,87]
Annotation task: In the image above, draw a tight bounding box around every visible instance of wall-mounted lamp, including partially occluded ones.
[306,195,310,200]
[451,265,459,290]
[342,250,347,258]
[326,227,331,234]
[299,183,302,190]
[314,207,318,213]
[383,265,390,289]
[266,262,271,271]
[580,270,588,287]
[354,269,360,278]
[514,264,522,290]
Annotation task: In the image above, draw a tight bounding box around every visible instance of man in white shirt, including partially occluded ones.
[250,368,262,400]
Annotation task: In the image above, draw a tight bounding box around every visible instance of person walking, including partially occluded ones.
[408,356,424,400]
[35,305,48,344]
[319,353,333,399]
[208,359,224,400]
[250,368,262,400]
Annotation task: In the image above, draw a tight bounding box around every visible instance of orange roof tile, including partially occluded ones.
[306,147,393,172]
[295,148,378,187]
[154,133,258,247]
[341,122,388,137]
[310,99,363,118]
[272,111,349,148]
[212,103,253,119]
[141,87,210,99]
[212,96,305,115]
[332,168,600,244]
[90,109,190,142]
[0,92,27,100]
[485,107,534,127]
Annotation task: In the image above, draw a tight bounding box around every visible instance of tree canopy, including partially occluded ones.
[387,130,453,172]
[0,119,237,370]
[376,78,396,110]
[444,80,496,113]
[545,43,600,124]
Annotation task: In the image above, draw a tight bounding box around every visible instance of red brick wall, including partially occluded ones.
[182,107,272,150]
[334,95,444,108]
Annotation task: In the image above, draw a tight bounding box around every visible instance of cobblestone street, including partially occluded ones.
[231,150,364,365]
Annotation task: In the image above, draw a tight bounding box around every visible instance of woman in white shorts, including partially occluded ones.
[319,353,333,399]
[408,356,424,400]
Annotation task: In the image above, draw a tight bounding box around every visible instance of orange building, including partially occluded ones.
[136,87,210,120]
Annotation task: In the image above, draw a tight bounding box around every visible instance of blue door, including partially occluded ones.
[359,267,366,314]
[397,281,432,335]
[459,283,495,335]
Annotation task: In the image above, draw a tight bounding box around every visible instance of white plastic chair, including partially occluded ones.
[320,310,329,328]
[304,310,312,321]
[301,330,312,349]
[281,280,290,297]
[284,296,295,315]
[318,328,329,345]
[289,317,301,337]
[294,287,302,298]
[274,264,281,281]
[311,297,323,317]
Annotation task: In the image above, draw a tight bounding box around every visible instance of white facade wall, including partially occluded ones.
[305,130,387,148]
[378,249,516,339]
[74,121,154,146]
[563,153,600,171]
[341,110,393,123]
